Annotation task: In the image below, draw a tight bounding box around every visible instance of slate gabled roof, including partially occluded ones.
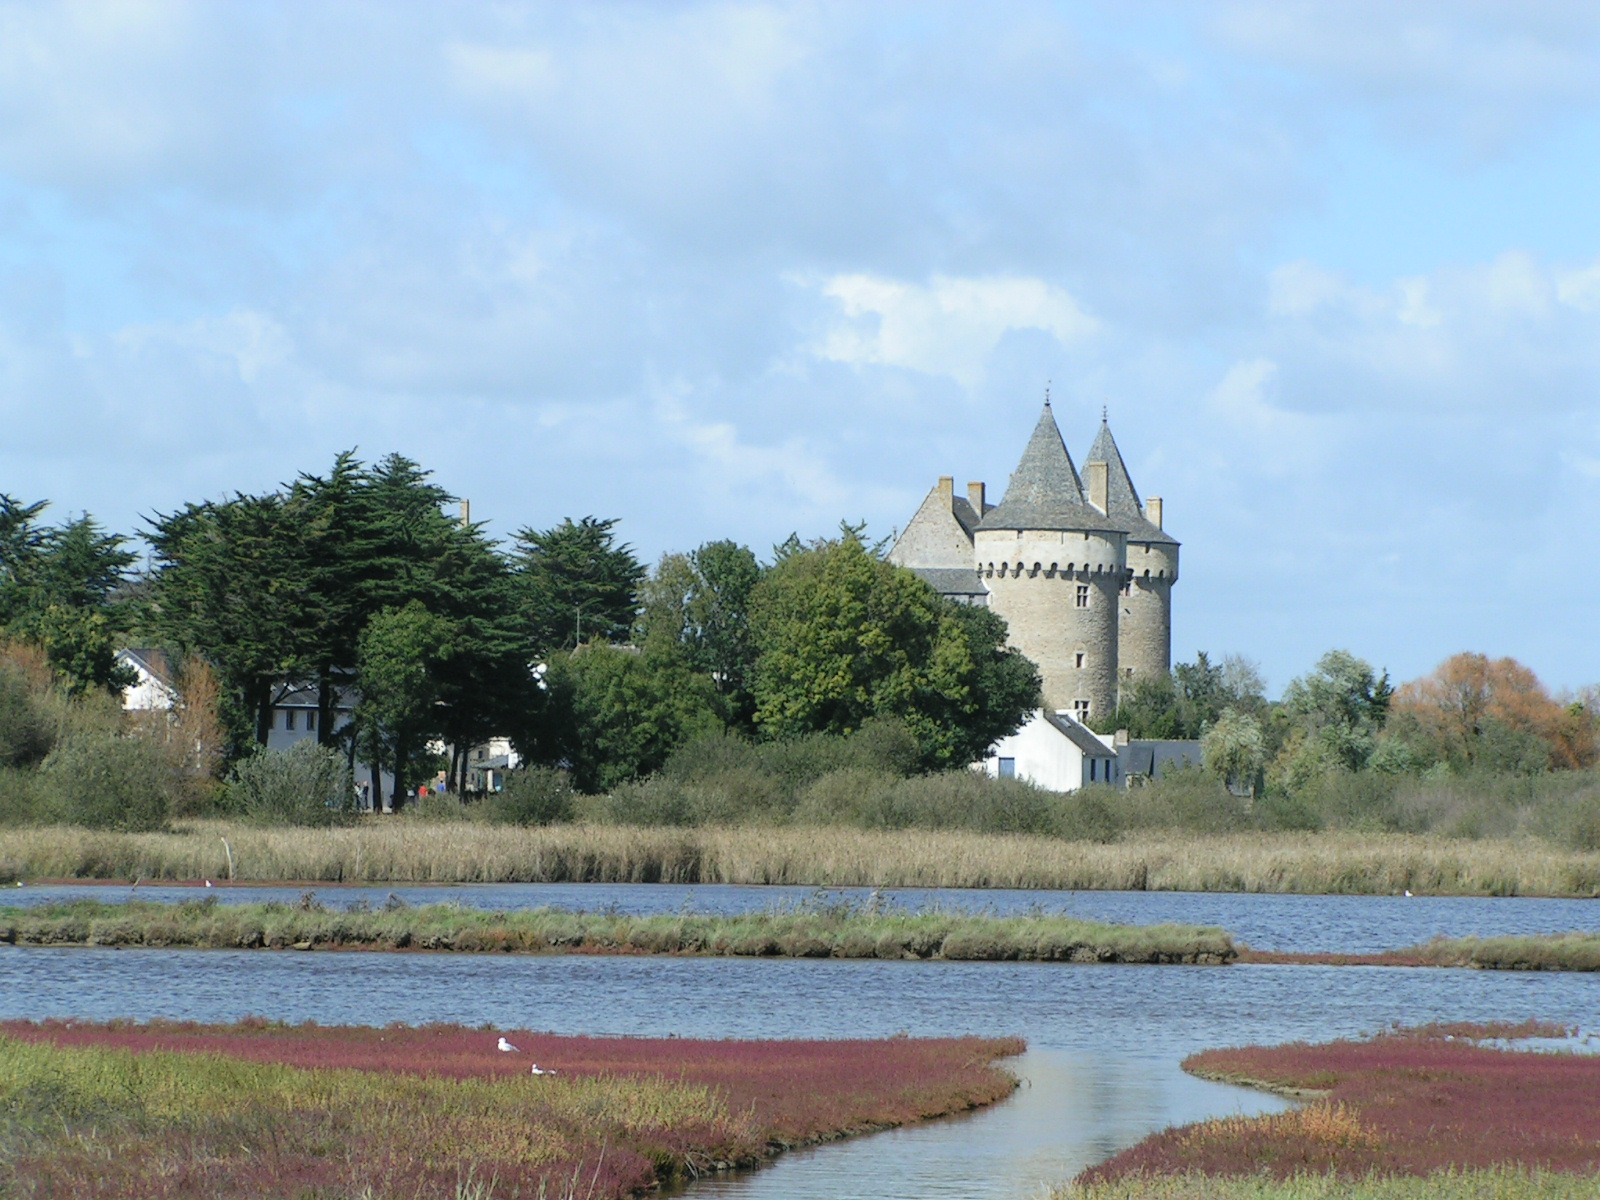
[1084,419,1178,546]
[977,403,1120,533]
[1041,709,1117,758]
[950,496,982,537]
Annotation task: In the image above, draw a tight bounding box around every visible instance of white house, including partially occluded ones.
[981,709,1121,791]
[115,648,179,712]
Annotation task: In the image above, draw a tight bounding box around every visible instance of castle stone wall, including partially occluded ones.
[888,477,974,570]
[1118,540,1178,690]
[976,528,1124,719]
[1118,576,1171,687]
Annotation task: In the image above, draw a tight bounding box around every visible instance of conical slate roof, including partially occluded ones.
[977,403,1120,533]
[1085,418,1177,545]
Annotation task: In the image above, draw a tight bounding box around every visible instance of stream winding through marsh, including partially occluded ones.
[3,884,1597,1197]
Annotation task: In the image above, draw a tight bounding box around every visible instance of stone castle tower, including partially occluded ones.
[888,398,1179,725]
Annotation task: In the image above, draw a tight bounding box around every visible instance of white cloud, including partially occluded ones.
[115,311,293,384]
[813,274,1099,388]
[1556,258,1600,312]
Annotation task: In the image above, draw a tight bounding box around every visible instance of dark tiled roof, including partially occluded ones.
[951,496,982,537]
[1085,420,1178,546]
[1041,709,1117,757]
[909,567,988,597]
[1118,739,1202,777]
[978,404,1121,534]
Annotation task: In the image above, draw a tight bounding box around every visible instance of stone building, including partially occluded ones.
[887,397,1180,787]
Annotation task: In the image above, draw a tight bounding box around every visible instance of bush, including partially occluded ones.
[0,765,43,826]
[34,733,175,831]
[228,741,356,826]
[0,661,55,768]
[580,776,697,826]
[482,767,577,826]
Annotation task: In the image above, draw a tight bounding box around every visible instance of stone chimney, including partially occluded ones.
[937,476,955,512]
[1086,461,1109,513]
[1146,497,1162,530]
[459,499,471,528]
[967,481,986,513]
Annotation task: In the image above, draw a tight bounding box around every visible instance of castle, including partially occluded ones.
[888,398,1179,733]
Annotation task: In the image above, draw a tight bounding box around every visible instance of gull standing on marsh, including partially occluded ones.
[497,1037,520,1053]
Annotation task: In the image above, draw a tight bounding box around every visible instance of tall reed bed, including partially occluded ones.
[1077,1025,1600,1185]
[0,1020,1022,1200]
[0,897,1235,963]
[4,820,1600,895]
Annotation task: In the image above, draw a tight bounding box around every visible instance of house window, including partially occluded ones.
[1075,652,1085,669]
[283,710,295,731]
[1073,699,1091,721]
[1075,584,1089,608]
[998,757,1016,778]
[305,711,317,732]
[1089,759,1097,782]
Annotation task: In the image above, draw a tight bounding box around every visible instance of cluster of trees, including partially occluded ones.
[1111,647,1595,799]
[1,455,1041,810]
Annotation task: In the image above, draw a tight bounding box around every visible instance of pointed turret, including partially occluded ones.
[1084,413,1178,689]
[977,402,1118,533]
[1083,418,1177,546]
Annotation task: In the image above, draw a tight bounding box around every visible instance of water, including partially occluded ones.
[2,933,1596,1197]
[12,881,1600,953]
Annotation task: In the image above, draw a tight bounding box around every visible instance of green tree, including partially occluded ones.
[510,517,644,653]
[1280,648,1392,772]
[146,492,311,747]
[1201,707,1266,797]
[748,531,1038,768]
[636,539,761,728]
[354,600,453,809]
[1103,652,1265,739]
[0,503,137,695]
[543,642,722,792]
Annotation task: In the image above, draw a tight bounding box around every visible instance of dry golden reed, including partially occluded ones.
[2,821,1599,895]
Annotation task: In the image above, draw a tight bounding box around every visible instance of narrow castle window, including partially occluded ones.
[1075,652,1085,669]
[1075,584,1089,608]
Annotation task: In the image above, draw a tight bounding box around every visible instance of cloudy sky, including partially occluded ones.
[4,1,1600,695]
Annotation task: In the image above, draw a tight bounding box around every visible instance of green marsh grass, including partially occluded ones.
[0,895,1234,962]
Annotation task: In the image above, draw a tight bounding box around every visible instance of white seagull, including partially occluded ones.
[497,1036,520,1053]
[530,1064,554,1075]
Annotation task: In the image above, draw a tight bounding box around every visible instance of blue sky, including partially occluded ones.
[4,1,1600,697]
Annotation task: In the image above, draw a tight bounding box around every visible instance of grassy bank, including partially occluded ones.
[1058,1168,1600,1200]
[5,820,1600,895]
[1077,1024,1600,1186]
[1240,935,1600,971]
[0,1020,1022,1199]
[0,897,1234,963]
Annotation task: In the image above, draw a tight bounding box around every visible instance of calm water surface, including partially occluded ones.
[12,881,1600,953]
[1,935,1595,1198]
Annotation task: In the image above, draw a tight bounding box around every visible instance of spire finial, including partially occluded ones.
[1101,404,1107,423]
[1044,380,1051,407]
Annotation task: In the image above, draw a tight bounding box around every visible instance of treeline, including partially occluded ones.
[0,453,1040,825]
[1103,647,1600,847]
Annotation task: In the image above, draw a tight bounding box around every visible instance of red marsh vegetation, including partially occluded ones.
[1079,1023,1600,1184]
[0,1019,1023,1200]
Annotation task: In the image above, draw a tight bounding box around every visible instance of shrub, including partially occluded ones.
[483,767,577,826]
[0,660,55,768]
[34,733,175,831]
[580,776,697,826]
[228,741,355,826]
